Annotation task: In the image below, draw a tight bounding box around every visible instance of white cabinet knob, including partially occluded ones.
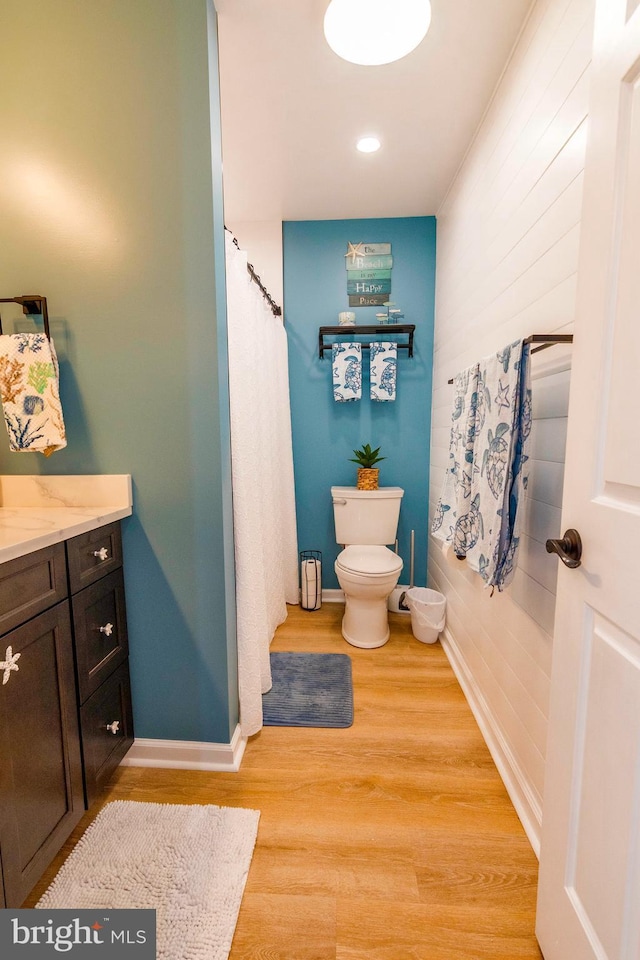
[93,547,109,561]
[106,720,120,735]
[0,646,21,685]
[99,622,114,637]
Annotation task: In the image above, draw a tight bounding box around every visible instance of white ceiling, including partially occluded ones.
[216,0,533,224]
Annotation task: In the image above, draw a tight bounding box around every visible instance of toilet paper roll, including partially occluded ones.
[300,559,322,610]
[388,584,411,613]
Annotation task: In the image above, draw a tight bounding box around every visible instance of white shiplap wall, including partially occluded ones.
[512,360,571,635]
[429,0,594,854]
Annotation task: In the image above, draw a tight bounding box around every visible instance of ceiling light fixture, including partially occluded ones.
[356,136,381,153]
[324,0,432,66]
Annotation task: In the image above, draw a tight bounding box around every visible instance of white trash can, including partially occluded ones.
[405,587,446,644]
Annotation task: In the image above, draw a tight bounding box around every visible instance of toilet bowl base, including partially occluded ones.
[342,623,390,649]
[340,594,391,649]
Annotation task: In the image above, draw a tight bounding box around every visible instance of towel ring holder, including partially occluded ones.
[0,295,51,340]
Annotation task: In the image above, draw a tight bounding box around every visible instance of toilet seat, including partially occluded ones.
[336,545,403,578]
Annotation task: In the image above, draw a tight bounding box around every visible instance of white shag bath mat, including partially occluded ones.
[37,800,260,960]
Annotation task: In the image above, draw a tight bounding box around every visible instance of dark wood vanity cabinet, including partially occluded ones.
[0,521,133,907]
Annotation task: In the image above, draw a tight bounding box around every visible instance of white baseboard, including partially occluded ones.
[440,625,542,857]
[296,589,343,606]
[120,723,247,772]
[322,588,344,602]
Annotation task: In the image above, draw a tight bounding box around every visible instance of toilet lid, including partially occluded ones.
[336,545,403,577]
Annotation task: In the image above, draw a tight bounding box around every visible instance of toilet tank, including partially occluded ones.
[331,486,404,545]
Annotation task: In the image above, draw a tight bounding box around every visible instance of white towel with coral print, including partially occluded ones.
[332,342,362,401]
[0,334,67,455]
[370,341,397,401]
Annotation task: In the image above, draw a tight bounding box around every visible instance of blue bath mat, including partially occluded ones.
[262,652,353,727]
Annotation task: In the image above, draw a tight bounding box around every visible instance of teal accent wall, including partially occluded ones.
[283,217,436,590]
[0,0,237,743]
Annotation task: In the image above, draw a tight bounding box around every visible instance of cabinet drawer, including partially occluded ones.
[66,521,123,593]
[80,661,134,807]
[73,569,129,703]
[0,542,67,637]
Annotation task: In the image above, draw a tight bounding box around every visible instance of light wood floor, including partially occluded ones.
[25,603,542,959]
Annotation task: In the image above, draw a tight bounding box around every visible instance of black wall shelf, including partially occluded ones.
[319,324,415,359]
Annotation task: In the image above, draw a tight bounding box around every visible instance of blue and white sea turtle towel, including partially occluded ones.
[432,339,532,591]
[0,333,67,456]
[332,342,362,402]
[370,342,397,401]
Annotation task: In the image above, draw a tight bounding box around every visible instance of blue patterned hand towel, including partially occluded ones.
[0,333,67,455]
[332,342,362,402]
[370,342,397,401]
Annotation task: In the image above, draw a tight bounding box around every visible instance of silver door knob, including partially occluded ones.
[106,720,120,735]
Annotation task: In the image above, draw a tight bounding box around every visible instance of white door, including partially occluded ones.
[536,1,640,958]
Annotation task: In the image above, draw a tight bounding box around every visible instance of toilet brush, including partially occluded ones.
[398,530,415,611]
[388,530,414,614]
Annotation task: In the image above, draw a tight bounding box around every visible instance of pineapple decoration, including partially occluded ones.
[350,443,386,490]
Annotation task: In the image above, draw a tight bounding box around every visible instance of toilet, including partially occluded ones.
[332,485,404,648]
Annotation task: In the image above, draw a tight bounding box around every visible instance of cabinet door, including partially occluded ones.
[0,603,84,907]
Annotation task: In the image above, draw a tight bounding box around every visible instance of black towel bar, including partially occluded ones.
[0,295,51,339]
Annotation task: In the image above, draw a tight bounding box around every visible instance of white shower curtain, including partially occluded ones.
[224,231,299,736]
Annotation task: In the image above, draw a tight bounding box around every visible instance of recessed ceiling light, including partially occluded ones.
[357,137,381,153]
[324,0,432,66]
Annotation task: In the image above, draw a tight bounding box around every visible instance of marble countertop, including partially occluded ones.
[0,475,132,563]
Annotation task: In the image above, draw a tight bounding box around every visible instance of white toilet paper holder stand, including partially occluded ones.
[300,550,322,611]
